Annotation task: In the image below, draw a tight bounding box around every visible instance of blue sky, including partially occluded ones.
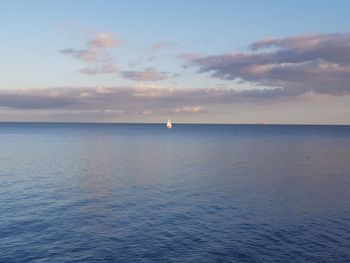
[1,0,350,123]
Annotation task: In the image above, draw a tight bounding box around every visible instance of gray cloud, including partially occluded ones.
[0,85,288,115]
[61,32,118,74]
[121,68,169,81]
[185,32,350,96]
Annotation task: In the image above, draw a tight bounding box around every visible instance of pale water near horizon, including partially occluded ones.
[1,123,350,262]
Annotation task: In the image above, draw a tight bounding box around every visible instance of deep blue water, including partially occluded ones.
[1,123,350,262]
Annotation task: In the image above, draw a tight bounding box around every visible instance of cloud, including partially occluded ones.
[121,68,169,81]
[151,41,177,50]
[0,85,290,116]
[80,64,118,75]
[89,33,118,48]
[174,106,204,114]
[184,32,350,97]
[61,32,118,74]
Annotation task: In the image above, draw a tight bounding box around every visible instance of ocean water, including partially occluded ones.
[0,123,350,262]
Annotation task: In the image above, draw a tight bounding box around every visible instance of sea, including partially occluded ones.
[0,123,350,262]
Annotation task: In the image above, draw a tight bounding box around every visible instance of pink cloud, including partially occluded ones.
[61,32,118,74]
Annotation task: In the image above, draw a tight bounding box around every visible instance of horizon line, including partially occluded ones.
[0,121,349,126]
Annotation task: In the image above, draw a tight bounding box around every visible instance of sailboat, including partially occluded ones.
[166,119,172,128]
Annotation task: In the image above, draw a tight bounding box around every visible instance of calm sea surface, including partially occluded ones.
[1,123,350,262]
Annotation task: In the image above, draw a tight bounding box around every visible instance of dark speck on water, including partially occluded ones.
[1,123,350,262]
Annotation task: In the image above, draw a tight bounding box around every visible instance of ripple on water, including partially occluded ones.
[1,124,350,262]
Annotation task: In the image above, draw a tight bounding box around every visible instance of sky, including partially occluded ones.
[1,0,350,124]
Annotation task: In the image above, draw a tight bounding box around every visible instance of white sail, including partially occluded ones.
[166,119,172,128]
